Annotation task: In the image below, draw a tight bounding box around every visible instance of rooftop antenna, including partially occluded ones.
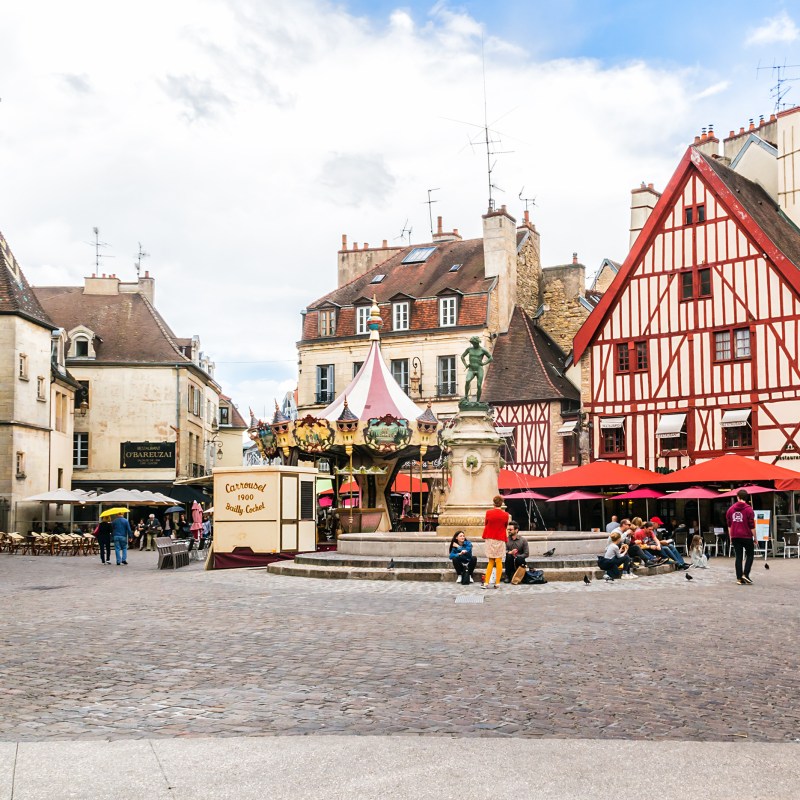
[480,36,512,211]
[86,227,114,275]
[425,188,440,239]
[134,242,149,279]
[394,219,413,246]
[518,187,537,212]
[756,59,800,112]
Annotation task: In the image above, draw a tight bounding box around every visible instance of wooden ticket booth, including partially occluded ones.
[212,465,318,569]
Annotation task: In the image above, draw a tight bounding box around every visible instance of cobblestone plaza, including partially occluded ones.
[2,553,798,743]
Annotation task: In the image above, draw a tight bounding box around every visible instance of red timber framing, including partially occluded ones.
[574,146,800,472]
[493,402,550,477]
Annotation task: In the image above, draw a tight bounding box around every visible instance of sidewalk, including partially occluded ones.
[2,736,798,800]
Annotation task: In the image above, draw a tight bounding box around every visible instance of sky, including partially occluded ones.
[1,1,799,420]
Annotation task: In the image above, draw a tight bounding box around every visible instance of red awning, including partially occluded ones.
[320,479,361,496]
[650,453,800,486]
[518,460,663,489]
[391,474,429,493]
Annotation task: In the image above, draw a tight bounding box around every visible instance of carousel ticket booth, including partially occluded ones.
[212,465,318,568]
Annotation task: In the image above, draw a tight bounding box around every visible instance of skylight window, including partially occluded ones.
[370,274,386,284]
[402,247,436,264]
[448,263,462,272]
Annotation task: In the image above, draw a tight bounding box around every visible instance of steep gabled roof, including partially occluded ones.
[573,146,800,361]
[483,306,579,404]
[0,231,54,329]
[34,286,191,364]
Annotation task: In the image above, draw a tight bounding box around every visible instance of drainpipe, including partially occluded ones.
[172,365,181,479]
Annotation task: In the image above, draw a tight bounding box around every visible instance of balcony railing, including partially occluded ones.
[315,390,335,404]
[436,382,458,397]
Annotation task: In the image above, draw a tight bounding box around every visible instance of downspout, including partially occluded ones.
[172,365,181,479]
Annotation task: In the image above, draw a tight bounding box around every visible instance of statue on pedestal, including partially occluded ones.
[460,336,493,409]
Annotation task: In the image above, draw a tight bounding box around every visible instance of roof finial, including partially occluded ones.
[368,295,382,341]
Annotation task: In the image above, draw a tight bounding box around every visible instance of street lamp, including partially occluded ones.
[410,356,423,397]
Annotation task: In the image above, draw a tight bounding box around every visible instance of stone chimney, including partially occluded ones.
[337,235,402,288]
[432,216,462,243]
[723,114,778,161]
[516,210,541,317]
[482,205,517,332]
[83,274,121,295]
[629,183,661,248]
[137,270,155,304]
[778,106,800,229]
[692,124,720,159]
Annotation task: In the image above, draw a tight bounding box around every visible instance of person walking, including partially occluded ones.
[111,513,132,566]
[482,495,510,589]
[135,520,146,551]
[727,489,756,585]
[95,518,112,565]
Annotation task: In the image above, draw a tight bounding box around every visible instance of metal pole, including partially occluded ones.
[419,458,424,533]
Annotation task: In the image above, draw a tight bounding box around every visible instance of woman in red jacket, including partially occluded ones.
[482,495,510,588]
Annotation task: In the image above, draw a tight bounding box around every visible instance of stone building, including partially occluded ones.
[34,272,238,498]
[298,207,590,476]
[0,231,80,531]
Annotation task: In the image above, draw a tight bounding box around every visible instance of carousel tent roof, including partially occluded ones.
[320,300,428,423]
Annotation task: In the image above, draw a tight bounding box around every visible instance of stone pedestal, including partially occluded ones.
[436,405,503,539]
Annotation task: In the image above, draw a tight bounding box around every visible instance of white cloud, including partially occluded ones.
[745,11,800,46]
[0,0,742,418]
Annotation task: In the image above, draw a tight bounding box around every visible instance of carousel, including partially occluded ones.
[247,298,442,535]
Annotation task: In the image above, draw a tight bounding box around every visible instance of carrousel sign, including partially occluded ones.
[216,479,274,521]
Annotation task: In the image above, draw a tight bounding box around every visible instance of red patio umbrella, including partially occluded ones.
[504,491,550,500]
[546,489,604,531]
[523,460,663,489]
[190,500,203,540]
[498,468,544,491]
[651,453,800,486]
[320,480,361,496]
[391,474,428,493]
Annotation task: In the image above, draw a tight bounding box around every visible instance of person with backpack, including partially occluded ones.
[727,489,756,585]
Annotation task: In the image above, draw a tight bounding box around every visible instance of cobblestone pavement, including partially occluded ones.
[1,552,798,743]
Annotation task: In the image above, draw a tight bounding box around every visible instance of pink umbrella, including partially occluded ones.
[318,496,333,508]
[613,487,666,519]
[662,486,721,529]
[504,490,549,530]
[546,490,604,531]
[718,484,775,498]
[190,500,203,540]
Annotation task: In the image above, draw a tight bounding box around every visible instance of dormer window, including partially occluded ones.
[68,326,97,359]
[319,309,336,337]
[439,296,457,327]
[356,305,371,335]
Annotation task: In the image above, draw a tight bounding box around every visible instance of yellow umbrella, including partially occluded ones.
[99,506,130,518]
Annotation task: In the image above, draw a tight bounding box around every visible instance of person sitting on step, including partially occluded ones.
[598,531,634,581]
[503,521,529,582]
[448,531,477,583]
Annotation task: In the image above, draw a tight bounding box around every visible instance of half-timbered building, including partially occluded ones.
[573,107,800,473]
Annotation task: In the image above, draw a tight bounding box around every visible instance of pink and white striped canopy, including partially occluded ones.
[321,338,426,422]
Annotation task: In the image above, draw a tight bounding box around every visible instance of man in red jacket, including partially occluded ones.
[482,495,510,588]
[726,489,756,585]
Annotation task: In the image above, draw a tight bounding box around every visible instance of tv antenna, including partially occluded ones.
[756,59,800,112]
[394,219,413,246]
[518,187,537,212]
[86,227,114,273]
[425,188,440,239]
[134,242,149,279]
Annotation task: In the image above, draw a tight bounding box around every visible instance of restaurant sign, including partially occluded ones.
[120,442,176,469]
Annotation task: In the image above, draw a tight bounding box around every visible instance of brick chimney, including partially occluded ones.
[693,124,720,158]
[432,216,462,243]
[629,182,661,248]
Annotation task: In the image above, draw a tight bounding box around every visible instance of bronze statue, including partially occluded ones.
[460,336,493,402]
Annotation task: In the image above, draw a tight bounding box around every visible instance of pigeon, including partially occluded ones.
[764,562,770,570]
[685,573,693,581]
[543,548,556,557]
[388,558,395,570]
[583,575,591,585]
